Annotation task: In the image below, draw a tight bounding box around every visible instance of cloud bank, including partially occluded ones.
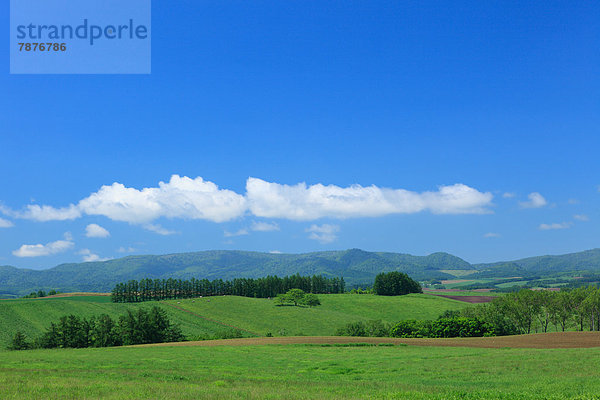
[1,175,494,228]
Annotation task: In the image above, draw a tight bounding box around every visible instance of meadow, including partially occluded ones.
[0,296,233,348]
[0,293,469,348]
[163,293,471,337]
[1,343,600,399]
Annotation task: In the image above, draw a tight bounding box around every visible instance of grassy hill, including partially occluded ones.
[0,293,468,348]
[0,296,240,348]
[163,293,469,337]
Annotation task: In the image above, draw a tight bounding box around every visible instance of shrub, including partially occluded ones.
[7,331,31,351]
[335,320,391,337]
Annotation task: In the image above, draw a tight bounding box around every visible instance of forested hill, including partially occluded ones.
[0,249,471,297]
[473,248,600,277]
[3,248,600,298]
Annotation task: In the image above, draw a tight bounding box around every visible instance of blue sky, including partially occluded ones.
[1,1,599,269]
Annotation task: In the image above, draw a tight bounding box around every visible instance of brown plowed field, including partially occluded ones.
[43,292,111,298]
[138,332,600,349]
[434,295,494,303]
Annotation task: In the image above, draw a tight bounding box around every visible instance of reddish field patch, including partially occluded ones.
[433,295,494,303]
[43,292,111,298]
[139,332,600,349]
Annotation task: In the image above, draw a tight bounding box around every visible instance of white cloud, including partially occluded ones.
[269,250,283,254]
[85,223,110,238]
[568,199,579,205]
[306,224,340,244]
[502,192,515,198]
[224,228,249,237]
[574,214,589,222]
[10,204,81,221]
[12,233,74,257]
[247,178,493,220]
[251,221,280,232]
[4,175,246,225]
[144,224,177,236]
[0,217,13,228]
[78,175,246,223]
[539,222,572,230]
[483,232,500,238]
[117,246,137,253]
[78,249,111,262]
[3,176,494,225]
[519,192,547,208]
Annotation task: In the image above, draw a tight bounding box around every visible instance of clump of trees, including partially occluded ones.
[336,320,391,337]
[389,317,507,338]
[7,306,184,351]
[111,274,345,303]
[22,289,58,299]
[349,287,372,294]
[336,316,510,339]
[373,272,422,296]
[464,287,600,334]
[274,289,321,307]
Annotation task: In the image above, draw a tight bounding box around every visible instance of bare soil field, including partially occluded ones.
[140,331,600,349]
[434,295,494,303]
[43,292,111,298]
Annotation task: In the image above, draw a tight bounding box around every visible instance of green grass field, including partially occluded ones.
[0,296,238,348]
[1,343,599,399]
[0,294,468,348]
[163,294,470,336]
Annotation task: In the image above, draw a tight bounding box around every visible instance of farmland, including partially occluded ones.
[0,293,470,348]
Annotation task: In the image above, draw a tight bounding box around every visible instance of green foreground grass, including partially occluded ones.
[164,294,469,336]
[1,344,600,399]
[0,294,469,347]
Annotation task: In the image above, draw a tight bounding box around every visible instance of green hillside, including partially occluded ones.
[0,293,467,348]
[0,296,241,348]
[163,293,469,336]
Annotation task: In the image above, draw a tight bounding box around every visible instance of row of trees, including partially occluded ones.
[111,274,345,303]
[373,272,422,296]
[9,307,184,350]
[464,287,600,334]
[22,289,59,299]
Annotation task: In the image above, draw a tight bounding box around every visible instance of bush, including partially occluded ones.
[390,320,432,338]
[390,317,496,338]
[335,320,391,337]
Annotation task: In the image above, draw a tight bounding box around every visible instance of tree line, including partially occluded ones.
[8,306,184,350]
[463,286,600,334]
[336,286,600,339]
[111,274,345,303]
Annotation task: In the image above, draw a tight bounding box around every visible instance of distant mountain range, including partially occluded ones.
[1,248,600,298]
